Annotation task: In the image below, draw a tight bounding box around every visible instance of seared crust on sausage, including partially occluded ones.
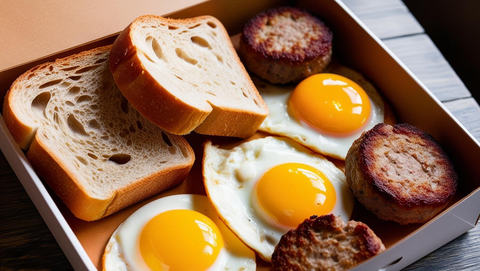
[272,214,385,271]
[345,123,458,224]
[239,6,332,84]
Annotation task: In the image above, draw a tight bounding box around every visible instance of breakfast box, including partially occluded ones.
[1,0,479,270]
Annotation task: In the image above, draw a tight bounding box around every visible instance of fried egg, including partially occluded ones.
[256,61,384,160]
[103,194,256,271]
[203,136,354,262]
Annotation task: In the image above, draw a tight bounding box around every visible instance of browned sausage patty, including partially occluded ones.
[239,6,332,84]
[272,214,385,271]
[345,123,457,225]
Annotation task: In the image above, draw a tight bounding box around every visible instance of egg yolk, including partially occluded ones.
[288,73,371,135]
[139,209,224,271]
[254,163,336,228]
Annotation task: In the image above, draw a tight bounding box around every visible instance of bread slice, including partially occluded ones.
[3,45,195,221]
[109,15,268,137]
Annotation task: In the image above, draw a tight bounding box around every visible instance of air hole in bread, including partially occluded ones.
[142,52,155,63]
[48,66,54,72]
[89,119,101,130]
[60,82,71,88]
[213,81,220,86]
[180,146,190,159]
[136,121,143,130]
[146,36,167,63]
[68,86,81,96]
[76,156,88,165]
[120,97,129,114]
[189,23,201,29]
[168,146,177,155]
[161,131,173,147]
[39,79,63,89]
[168,25,178,30]
[77,95,92,104]
[215,54,223,63]
[65,101,75,106]
[67,114,89,136]
[191,36,212,50]
[68,76,82,81]
[94,58,108,64]
[90,104,99,111]
[129,124,136,133]
[31,92,51,117]
[175,75,184,81]
[127,139,132,146]
[207,21,217,28]
[53,112,61,125]
[61,66,79,72]
[87,153,98,160]
[242,91,248,98]
[108,153,131,165]
[175,48,198,65]
[230,81,236,85]
[206,91,217,96]
[75,65,101,74]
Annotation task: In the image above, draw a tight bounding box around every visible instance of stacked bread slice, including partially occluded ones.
[110,15,268,137]
[4,14,267,221]
[3,46,196,221]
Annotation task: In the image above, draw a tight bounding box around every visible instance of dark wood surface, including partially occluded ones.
[1,0,479,270]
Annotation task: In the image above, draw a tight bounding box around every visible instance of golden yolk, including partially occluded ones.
[139,209,224,271]
[254,163,336,228]
[288,73,371,135]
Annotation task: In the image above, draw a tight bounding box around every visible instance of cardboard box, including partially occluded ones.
[1,0,479,270]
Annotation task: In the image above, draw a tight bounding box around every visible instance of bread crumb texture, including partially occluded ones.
[4,46,194,220]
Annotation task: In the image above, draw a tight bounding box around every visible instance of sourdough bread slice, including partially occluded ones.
[110,15,268,137]
[3,46,195,221]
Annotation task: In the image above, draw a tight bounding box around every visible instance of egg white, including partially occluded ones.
[256,62,384,160]
[103,194,256,271]
[203,136,354,262]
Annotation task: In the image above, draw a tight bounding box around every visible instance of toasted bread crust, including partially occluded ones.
[272,214,385,271]
[345,123,457,224]
[239,6,332,84]
[4,46,195,221]
[110,15,268,137]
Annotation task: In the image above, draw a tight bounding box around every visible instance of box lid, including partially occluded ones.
[0,0,205,72]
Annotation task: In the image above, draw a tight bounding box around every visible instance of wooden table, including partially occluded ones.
[1,0,479,270]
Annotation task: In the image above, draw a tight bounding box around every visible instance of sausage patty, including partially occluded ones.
[239,6,332,84]
[272,214,385,271]
[345,123,457,224]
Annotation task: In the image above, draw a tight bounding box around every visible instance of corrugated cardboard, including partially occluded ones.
[1,0,479,270]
